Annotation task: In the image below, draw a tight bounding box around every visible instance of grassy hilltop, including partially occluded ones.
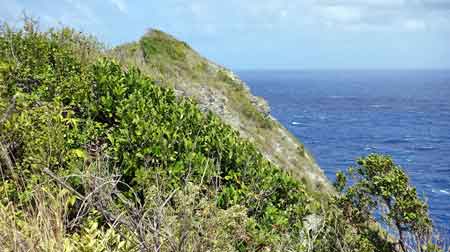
[1,20,438,251]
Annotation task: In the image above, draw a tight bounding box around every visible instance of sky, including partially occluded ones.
[1,0,450,70]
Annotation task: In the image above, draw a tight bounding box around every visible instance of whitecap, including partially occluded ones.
[414,146,435,151]
[439,190,450,195]
[382,139,410,144]
[403,136,416,141]
[328,96,358,100]
[431,189,450,195]
[291,121,302,126]
[370,104,390,109]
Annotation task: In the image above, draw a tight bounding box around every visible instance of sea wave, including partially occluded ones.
[328,95,358,99]
[432,188,450,195]
[370,104,391,109]
[382,138,411,144]
[291,121,306,126]
[364,146,377,151]
[441,190,450,195]
[414,146,436,151]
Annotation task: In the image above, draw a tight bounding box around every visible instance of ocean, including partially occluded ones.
[238,69,450,237]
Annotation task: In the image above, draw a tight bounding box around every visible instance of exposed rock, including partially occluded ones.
[173,88,185,98]
[251,95,270,117]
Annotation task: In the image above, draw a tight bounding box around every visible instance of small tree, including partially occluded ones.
[335,154,437,252]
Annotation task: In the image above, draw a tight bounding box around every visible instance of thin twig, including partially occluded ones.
[43,168,84,200]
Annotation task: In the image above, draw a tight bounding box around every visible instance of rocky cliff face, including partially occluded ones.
[112,29,332,193]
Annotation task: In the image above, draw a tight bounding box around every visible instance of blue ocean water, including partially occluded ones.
[238,70,450,237]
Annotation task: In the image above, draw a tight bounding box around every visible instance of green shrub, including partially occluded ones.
[334,154,439,252]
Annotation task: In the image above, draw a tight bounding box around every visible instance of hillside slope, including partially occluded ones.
[113,29,331,193]
[0,25,313,251]
[0,22,395,251]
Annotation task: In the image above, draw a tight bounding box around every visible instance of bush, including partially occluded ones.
[334,154,439,252]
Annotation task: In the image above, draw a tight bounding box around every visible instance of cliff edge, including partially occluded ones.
[112,29,332,193]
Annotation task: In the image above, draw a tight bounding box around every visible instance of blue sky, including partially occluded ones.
[1,0,450,69]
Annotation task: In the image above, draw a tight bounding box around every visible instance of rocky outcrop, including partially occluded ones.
[251,96,270,117]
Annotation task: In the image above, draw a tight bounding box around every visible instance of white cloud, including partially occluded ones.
[169,0,448,34]
[110,0,127,14]
[304,0,450,31]
[318,6,362,23]
[4,0,445,36]
[422,0,450,9]
[403,19,426,31]
[317,0,405,8]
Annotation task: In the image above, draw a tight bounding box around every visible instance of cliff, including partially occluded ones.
[112,29,332,193]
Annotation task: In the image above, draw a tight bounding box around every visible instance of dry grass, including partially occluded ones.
[0,155,250,252]
[0,187,69,251]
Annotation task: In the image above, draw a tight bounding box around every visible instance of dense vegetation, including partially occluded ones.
[112,29,331,192]
[0,20,442,251]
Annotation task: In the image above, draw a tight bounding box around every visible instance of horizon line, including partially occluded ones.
[233,67,450,72]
